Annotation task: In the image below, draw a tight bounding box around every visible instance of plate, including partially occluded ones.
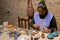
[17,35,30,40]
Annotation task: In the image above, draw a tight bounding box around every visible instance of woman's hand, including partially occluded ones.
[32,30,37,35]
[43,28,49,33]
[33,24,39,29]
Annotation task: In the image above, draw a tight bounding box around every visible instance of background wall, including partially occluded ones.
[0,0,60,31]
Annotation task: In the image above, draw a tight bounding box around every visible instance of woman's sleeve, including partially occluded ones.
[49,16,57,32]
[29,17,35,28]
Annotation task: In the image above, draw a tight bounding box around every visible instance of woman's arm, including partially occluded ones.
[29,18,35,27]
[29,18,39,30]
[48,16,57,32]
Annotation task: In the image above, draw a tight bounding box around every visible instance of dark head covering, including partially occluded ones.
[38,0,45,8]
[37,0,48,19]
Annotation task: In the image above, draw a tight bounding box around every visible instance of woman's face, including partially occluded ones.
[38,8,46,16]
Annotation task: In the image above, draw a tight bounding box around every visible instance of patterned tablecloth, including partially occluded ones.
[0,28,60,40]
[0,32,60,40]
[0,32,14,40]
[0,27,14,40]
[17,31,60,40]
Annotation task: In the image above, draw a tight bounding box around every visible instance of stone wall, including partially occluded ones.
[0,0,60,31]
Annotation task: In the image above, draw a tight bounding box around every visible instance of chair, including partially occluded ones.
[18,17,30,29]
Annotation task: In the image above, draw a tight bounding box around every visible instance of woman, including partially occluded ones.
[30,0,57,33]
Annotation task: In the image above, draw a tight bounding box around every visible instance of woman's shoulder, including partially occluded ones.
[48,12,53,14]
[48,12,53,16]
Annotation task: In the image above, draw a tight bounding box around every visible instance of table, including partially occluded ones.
[17,31,60,40]
[0,28,60,40]
[0,27,14,40]
[0,32,14,40]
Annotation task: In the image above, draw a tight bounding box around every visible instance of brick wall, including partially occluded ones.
[0,0,60,31]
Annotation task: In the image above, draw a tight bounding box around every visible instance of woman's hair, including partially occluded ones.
[37,0,48,14]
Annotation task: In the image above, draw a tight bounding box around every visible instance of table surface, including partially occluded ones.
[0,28,60,40]
[0,33,60,40]
[17,32,60,40]
[0,32,14,40]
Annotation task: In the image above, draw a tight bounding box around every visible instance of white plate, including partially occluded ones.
[17,35,30,40]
